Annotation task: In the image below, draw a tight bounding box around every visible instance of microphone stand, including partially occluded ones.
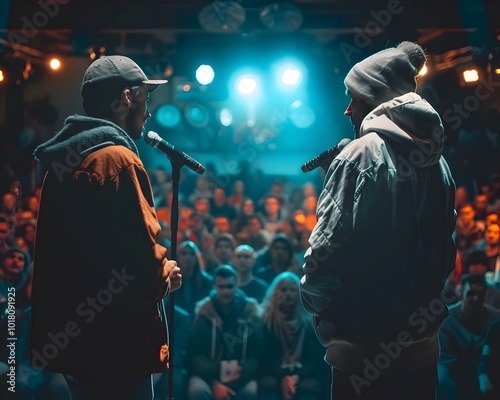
[158,159,182,400]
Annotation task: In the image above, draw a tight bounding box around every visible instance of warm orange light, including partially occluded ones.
[418,64,428,76]
[0,70,4,82]
[463,69,479,82]
[49,58,61,70]
[182,84,191,92]
[495,68,500,75]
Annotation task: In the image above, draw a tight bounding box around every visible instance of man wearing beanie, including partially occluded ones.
[300,42,456,399]
[30,56,182,399]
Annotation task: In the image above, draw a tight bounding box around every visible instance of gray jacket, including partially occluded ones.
[300,93,456,372]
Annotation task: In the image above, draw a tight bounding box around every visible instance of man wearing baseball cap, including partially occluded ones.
[30,56,181,399]
[300,42,456,399]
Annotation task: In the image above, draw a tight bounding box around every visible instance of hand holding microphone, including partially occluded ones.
[301,138,352,173]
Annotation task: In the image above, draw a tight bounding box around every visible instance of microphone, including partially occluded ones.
[301,138,352,173]
[144,131,206,175]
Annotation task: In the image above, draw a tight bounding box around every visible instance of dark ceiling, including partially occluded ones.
[3,0,500,59]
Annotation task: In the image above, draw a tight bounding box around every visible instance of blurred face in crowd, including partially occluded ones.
[270,240,290,266]
[303,195,317,213]
[188,214,203,231]
[27,196,39,214]
[247,217,261,234]
[23,224,36,245]
[233,246,256,275]
[214,188,226,206]
[214,275,237,306]
[265,197,280,216]
[3,251,26,275]
[461,281,486,315]
[215,239,233,263]
[195,198,210,215]
[177,246,197,277]
[474,194,488,213]
[277,277,300,313]
[458,205,475,225]
[485,223,500,246]
[214,216,231,234]
[2,193,16,212]
[242,199,254,215]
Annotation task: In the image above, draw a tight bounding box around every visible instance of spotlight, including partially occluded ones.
[0,69,4,82]
[418,64,428,77]
[49,58,61,70]
[236,76,258,95]
[195,64,215,85]
[463,69,479,83]
[281,67,301,85]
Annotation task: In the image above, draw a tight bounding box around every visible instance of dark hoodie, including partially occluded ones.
[30,115,170,378]
[185,289,261,387]
[300,93,456,372]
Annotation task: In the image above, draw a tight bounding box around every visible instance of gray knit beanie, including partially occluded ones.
[344,41,426,106]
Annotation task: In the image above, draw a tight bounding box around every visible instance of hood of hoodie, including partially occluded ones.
[33,115,138,168]
[359,93,444,167]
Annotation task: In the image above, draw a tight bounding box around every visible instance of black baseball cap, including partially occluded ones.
[81,55,167,98]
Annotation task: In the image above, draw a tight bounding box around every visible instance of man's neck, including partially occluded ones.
[238,272,253,286]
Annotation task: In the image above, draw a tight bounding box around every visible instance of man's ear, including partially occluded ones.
[121,88,133,107]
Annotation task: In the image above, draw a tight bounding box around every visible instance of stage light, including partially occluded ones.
[185,102,210,128]
[495,68,500,75]
[281,67,301,85]
[219,108,233,127]
[463,69,479,82]
[49,58,61,70]
[155,103,182,129]
[0,70,4,82]
[236,76,258,95]
[196,64,215,85]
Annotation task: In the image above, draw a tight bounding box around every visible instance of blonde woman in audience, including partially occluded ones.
[259,272,327,400]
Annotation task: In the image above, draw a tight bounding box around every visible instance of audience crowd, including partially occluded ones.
[1,154,500,398]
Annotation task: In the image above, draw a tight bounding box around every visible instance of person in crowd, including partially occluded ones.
[454,203,486,252]
[213,215,232,236]
[175,240,213,319]
[185,265,261,400]
[255,234,298,285]
[260,195,287,236]
[193,196,215,233]
[474,194,489,222]
[300,41,456,399]
[259,272,327,400]
[205,233,236,276]
[232,198,256,234]
[233,245,268,303]
[211,187,236,220]
[236,214,270,252]
[227,180,246,209]
[302,195,318,232]
[438,274,500,400]
[485,213,499,227]
[30,55,181,399]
